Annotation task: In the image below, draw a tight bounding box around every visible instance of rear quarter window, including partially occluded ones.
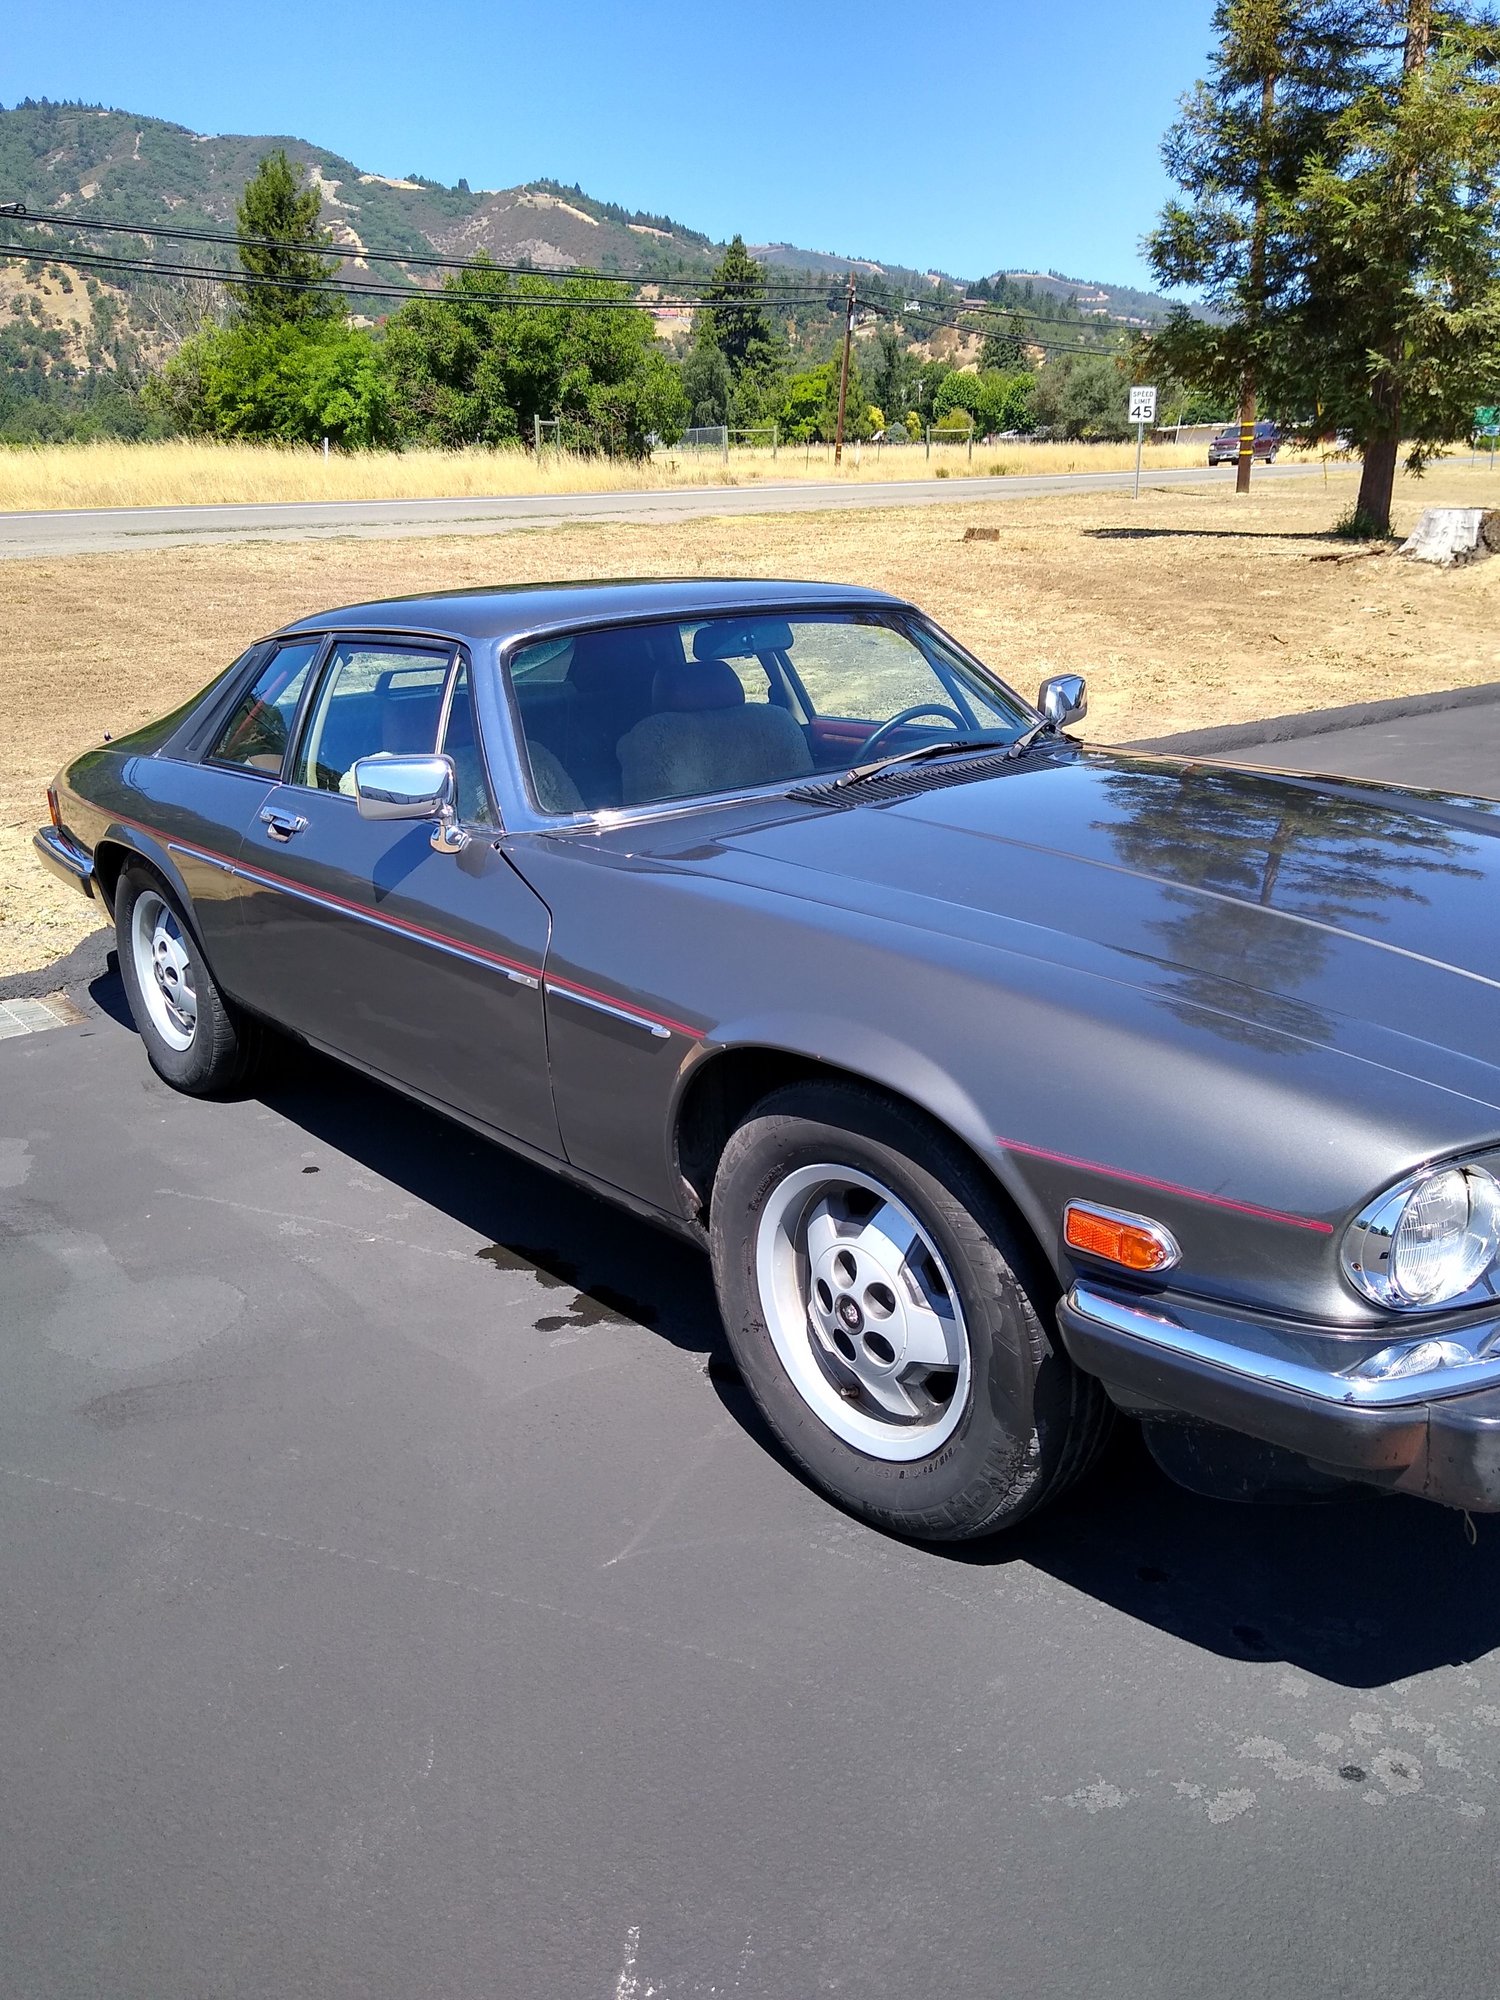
[207,639,322,774]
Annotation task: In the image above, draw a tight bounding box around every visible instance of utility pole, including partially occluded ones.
[1237,56,1277,495]
[833,271,856,467]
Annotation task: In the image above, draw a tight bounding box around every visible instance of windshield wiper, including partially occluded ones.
[829,733,1018,791]
[1003,718,1061,760]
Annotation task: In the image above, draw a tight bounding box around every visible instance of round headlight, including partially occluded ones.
[1343,1165,1500,1309]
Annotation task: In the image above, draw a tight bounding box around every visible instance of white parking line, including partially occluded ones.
[0,994,83,1040]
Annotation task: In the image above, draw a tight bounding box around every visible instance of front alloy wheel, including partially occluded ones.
[711,1081,1111,1541]
[756,1164,971,1462]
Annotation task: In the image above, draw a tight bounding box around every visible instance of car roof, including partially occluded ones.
[274,577,909,645]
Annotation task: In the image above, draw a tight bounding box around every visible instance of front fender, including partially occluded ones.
[672,1008,1063,1266]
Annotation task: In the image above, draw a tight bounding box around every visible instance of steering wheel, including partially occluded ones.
[855,703,969,760]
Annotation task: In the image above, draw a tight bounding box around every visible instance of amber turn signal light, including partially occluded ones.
[1063,1201,1180,1273]
[47,784,61,831]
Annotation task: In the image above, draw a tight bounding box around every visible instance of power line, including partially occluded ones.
[0,237,835,313]
[0,200,848,299]
[862,295,1133,361]
[0,199,1138,359]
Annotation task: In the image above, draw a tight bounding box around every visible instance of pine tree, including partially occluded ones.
[232,150,341,328]
[1149,0,1500,534]
[1282,0,1500,530]
[700,235,778,377]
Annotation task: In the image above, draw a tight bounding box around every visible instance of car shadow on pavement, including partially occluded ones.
[87,957,723,1360]
[256,1039,724,1363]
[953,1426,1500,1690]
[700,1355,1500,1689]
[87,957,1500,1689]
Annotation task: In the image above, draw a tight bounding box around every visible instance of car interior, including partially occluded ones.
[208,614,1023,823]
[509,615,939,814]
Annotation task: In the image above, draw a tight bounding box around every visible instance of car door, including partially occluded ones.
[231,635,561,1156]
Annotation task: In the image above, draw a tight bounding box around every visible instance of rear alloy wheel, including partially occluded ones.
[116,864,264,1094]
[710,1082,1110,1540]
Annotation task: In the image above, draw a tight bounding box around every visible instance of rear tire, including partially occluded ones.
[709,1082,1110,1541]
[116,863,265,1095]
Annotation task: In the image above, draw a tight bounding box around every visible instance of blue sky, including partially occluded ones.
[2,0,1219,290]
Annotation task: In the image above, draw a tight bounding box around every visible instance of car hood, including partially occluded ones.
[654,746,1500,1088]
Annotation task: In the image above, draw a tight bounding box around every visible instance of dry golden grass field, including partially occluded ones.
[4,458,1499,977]
[0,435,1239,512]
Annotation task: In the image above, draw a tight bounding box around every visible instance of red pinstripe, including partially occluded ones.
[109,812,703,1040]
[996,1134,1334,1235]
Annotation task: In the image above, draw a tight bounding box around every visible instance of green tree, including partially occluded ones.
[1147,0,1500,532]
[979,324,1028,370]
[868,326,920,426]
[679,337,733,426]
[778,363,832,442]
[700,235,780,377]
[914,357,955,422]
[1281,0,1500,528]
[232,149,341,328]
[1032,353,1130,438]
[933,368,1037,434]
[776,357,873,442]
[381,261,686,457]
[147,320,390,446]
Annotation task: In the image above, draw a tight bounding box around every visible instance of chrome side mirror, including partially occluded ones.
[352,753,469,852]
[1037,673,1088,729]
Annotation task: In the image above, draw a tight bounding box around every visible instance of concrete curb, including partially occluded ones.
[1124,680,1500,756]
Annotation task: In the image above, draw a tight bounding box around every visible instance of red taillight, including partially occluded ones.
[47,785,61,831]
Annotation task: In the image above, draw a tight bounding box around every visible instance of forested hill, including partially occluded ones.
[0,98,1175,309]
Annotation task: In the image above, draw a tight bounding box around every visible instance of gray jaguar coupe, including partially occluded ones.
[35,578,1500,1539]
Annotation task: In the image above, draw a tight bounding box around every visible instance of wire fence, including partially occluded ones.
[925,423,975,461]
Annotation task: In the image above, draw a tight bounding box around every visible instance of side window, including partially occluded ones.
[207,639,321,773]
[290,641,451,794]
[441,659,495,825]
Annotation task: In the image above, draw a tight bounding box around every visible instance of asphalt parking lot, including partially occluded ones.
[1208,695,1500,796]
[6,700,1500,1999]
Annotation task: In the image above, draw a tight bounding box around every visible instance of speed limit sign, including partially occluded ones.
[1128,385,1157,425]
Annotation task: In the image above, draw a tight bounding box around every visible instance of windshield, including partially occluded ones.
[504,610,1033,813]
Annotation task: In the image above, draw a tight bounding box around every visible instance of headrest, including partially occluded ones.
[569,626,678,695]
[652,659,746,713]
[692,618,794,662]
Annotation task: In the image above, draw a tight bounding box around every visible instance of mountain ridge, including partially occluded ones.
[0,97,1174,315]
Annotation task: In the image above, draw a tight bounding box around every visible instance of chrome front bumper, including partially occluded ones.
[33,825,94,899]
[1060,1280,1500,1512]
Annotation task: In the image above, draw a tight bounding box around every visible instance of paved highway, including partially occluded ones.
[0,458,1334,558]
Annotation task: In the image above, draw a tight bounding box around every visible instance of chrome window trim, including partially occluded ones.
[282,634,458,796]
[492,603,1037,833]
[201,633,333,781]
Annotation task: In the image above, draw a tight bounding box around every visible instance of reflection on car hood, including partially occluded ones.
[683,746,1500,1077]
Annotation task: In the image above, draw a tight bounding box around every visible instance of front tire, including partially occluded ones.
[116,864,264,1094]
[709,1082,1110,1541]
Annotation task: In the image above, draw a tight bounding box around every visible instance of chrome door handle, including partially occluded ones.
[260,807,308,842]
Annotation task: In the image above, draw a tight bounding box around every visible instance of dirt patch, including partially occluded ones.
[5,460,1499,975]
